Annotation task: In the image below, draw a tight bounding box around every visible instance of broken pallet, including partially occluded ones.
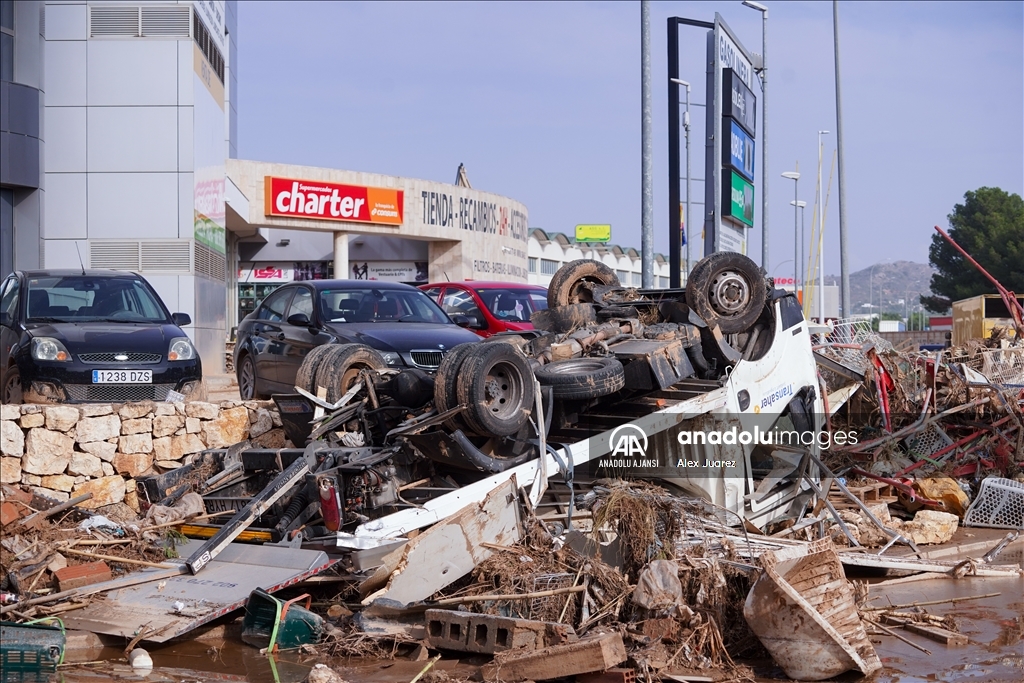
[829,480,897,508]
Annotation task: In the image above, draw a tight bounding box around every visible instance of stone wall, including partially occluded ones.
[0,401,287,511]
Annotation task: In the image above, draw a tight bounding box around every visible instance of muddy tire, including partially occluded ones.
[236,354,265,400]
[456,342,535,437]
[547,259,621,309]
[434,342,478,430]
[2,366,22,404]
[685,251,766,334]
[316,344,386,404]
[535,357,625,400]
[295,344,338,394]
[531,303,597,333]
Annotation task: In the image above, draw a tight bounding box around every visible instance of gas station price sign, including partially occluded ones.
[723,68,756,136]
[723,119,755,181]
[723,170,755,227]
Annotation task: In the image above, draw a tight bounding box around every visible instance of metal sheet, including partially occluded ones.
[62,542,334,642]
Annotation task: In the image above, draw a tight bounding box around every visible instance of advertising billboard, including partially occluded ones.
[575,224,612,243]
[723,119,755,182]
[264,177,404,226]
[723,170,755,227]
[722,68,756,137]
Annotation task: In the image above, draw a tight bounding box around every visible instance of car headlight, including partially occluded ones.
[380,351,402,365]
[32,337,72,362]
[168,337,196,361]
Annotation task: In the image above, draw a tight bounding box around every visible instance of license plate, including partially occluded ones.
[92,370,152,384]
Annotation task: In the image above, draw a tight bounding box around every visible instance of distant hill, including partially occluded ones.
[824,261,936,316]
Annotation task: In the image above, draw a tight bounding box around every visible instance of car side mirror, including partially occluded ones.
[451,314,473,328]
[171,312,191,326]
[287,312,310,327]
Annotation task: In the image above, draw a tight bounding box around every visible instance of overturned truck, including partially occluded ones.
[140,252,829,568]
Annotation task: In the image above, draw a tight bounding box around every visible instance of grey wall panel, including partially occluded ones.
[42,172,86,238]
[87,39,177,106]
[42,237,88,270]
[13,0,42,89]
[87,106,178,172]
[43,40,86,106]
[44,3,87,41]
[6,82,40,137]
[43,105,85,172]
[177,171,193,239]
[13,189,41,270]
[87,172,178,238]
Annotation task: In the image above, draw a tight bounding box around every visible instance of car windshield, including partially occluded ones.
[25,276,169,323]
[474,288,548,322]
[319,287,451,324]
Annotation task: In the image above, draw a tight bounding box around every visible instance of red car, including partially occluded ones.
[419,281,548,337]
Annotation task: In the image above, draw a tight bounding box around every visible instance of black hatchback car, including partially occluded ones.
[0,270,203,403]
[233,280,481,399]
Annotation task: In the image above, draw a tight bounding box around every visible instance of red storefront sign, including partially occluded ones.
[264,176,403,226]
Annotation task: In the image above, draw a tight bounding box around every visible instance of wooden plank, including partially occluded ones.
[881,616,968,646]
[481,633,627,681]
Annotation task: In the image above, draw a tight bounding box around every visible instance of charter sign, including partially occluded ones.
[264,176,404,226]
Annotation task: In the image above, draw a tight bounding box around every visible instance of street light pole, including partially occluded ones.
[817,130,829,324]
[671,78,692,283]
[793,200,806,303]
[641,0,654,288]
[742,1,768,270]
[782,170,799,288]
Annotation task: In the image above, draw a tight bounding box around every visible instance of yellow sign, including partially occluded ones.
[575,224,611,243]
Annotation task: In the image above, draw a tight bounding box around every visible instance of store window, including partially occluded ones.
[540,259,559,276]
[528,257,538,273]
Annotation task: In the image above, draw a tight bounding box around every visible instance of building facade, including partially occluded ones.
[2,0,238,372]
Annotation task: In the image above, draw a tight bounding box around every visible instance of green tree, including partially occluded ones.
[922,187,1024,313]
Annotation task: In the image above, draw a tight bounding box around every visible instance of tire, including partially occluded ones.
[535,357,625,400]
[316,344,387,404]
[434,342,480,430]
[456,342,535,437]
[295,344,337,394]
[685,251,767,334]
[547,259,621,309]
[2,366,22,404]
[236,354,265,400]
[531,303,597,333]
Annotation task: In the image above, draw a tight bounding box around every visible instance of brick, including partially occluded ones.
[54,561,112,592]
[481,633,627,682]
[424,609,576,655]
[1,500,25,527]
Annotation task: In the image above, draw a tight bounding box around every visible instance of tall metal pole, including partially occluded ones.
[667,19,682,288]
[684,84,692,283]
[799,204,805,302]
[782,170,799,287]
[760,9,768,271]
[833,1,850,319]
[817,130,829,323]
[641,1,654,288]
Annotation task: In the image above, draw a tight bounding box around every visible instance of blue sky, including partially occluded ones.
[237,1,1023,278]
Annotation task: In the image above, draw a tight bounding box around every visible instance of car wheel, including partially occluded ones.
[295,344,337,395]
[2,366,22,404]
[685,252,767,334]
[433,342,478,431]
[456,342,535,437]
[535,357,625,400]
[237,354,262,401]
[530,303,597,333]
[547,259,621,309]
[316,344,386,404]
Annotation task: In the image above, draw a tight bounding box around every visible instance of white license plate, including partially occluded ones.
[92,370,152,384]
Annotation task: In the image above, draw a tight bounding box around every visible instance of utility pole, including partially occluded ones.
[833,0,850,318]
[641,1,654,288]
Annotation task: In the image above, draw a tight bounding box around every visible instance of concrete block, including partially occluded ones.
[425,609,576,655]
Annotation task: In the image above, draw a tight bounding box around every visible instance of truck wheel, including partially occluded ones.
[295,344,337,394]
[686,252,766,334]
[456,342,535,437]
[535,357,625,400]
[317,344,386,404]
[531,303,597,333]
[434,342,478,431]
[547,259,621,308]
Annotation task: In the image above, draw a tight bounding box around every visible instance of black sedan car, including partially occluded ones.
[0,270,203,403]
[233,280,481,399]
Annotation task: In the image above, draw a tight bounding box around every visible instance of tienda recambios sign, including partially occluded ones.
[264,176,404,226]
